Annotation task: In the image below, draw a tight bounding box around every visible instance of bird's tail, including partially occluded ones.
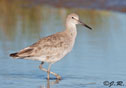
[10,53,19,58]
[10,48,33,59]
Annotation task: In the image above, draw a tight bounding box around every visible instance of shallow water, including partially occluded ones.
[0,1,126,88]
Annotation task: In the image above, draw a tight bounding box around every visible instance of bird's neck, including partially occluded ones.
[65,23,77,39]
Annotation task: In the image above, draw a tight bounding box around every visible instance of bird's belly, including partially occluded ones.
[24,49,71,63]
[44,49,71,63]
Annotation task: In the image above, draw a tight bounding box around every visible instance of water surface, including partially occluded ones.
[0,1,126,88]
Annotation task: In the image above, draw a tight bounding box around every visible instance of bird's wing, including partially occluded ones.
[14,32,70,58]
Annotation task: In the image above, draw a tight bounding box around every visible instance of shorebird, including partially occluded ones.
[10,13,92,80]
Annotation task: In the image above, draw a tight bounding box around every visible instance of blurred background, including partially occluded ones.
[0,0,126,88]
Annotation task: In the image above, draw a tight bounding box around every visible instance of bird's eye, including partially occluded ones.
[72,17,74,19]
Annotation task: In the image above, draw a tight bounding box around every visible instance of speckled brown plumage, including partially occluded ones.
[10,31,73,63]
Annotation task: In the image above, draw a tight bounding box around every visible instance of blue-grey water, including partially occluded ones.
[0,2,126,88]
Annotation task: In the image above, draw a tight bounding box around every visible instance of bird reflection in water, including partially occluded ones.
[40,79,60,88]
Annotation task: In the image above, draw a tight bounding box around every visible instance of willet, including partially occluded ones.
[10,13,92,80]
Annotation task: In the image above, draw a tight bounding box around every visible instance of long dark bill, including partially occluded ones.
[73,17,92,30]
[79,20,92,30]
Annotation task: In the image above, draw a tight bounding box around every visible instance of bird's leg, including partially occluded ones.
[47,64,52,80]
[39,61,49,74]
[39,62,61,80]
[47,64,61,80]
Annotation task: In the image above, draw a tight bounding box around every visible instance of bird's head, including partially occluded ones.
[66,13,92,30]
